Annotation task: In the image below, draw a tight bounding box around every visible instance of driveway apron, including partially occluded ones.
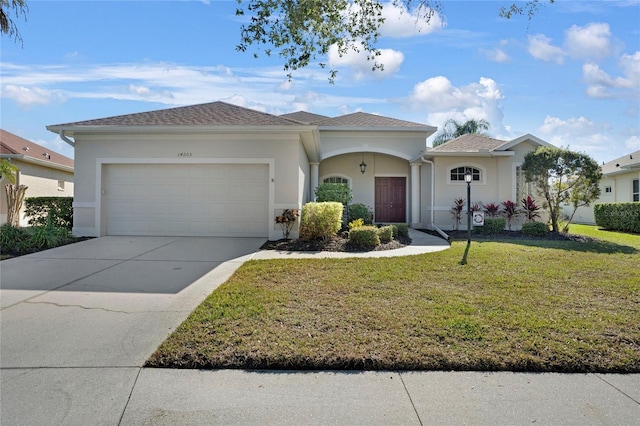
[0,236,264,424]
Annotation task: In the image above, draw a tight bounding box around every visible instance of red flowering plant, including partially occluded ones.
[521,196,541,223]
[275,209,300,239]
[501,200,520,231]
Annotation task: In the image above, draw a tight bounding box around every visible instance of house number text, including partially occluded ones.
[177,152,193,157]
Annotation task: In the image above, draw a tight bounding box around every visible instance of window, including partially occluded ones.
[323,176,349,185]
[605,186,612,194]
[450,167,480,182]
[633,179,639,202]
[57,180,65,191]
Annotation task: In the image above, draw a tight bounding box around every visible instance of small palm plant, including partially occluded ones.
[483,202,501,218]
[450,198,465,231]
[501,200,519,231]
[521,196,541,222]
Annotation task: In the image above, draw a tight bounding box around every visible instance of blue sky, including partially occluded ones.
[1,0,639,164]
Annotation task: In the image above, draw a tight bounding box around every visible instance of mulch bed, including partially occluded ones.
[260,233,412,252]
[444,229,598,243]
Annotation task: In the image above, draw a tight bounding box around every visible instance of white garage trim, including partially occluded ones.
[95,158,276,238]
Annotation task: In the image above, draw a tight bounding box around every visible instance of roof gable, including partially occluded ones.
[602,150,640,175]
[280,111,329,124]
[318,112,434,130]
[49,101,301,128]
[431,134,508,152]
[0,129,74,169]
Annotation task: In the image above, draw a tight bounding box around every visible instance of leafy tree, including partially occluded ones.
[0,158,19,184]
[235,0,553,81]
[0,0,28,45]
[432,118,490,147]
[521,146,602,233]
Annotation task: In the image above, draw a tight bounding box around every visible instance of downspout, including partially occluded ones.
[58,131,75,147]
[421,156,449,241]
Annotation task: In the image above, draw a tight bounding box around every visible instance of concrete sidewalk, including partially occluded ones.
[2,234,638,425]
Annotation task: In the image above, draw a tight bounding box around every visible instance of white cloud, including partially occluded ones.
[537,115,615,157]
[626,135,640,150]
[328,45,404,80]
[1,85,66,106]
[379,1,444,38]
[482,40,510,63]
[583,51,640,99]
[528,34,565,64]
[408,76,506,138]
[564,22,612,60]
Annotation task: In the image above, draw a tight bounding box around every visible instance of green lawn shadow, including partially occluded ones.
[450,235,638,255]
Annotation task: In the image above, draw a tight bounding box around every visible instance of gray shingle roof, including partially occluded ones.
[318,112,433,129]
[431,134,509,152]
[1,129,74,168]
[280,111,329,124]
[50,101,301,128]
[602,150,640,175]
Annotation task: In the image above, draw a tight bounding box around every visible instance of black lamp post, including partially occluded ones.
[464,168,473,244]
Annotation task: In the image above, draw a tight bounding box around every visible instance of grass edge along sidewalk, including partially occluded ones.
[147,225,640,372]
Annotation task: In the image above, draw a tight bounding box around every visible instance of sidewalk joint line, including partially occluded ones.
[398,372,423,426]
[593,373,640,405]
[118,367,142,426]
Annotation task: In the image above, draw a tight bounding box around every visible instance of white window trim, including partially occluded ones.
[320,174,352,188]
[446,163,487,185]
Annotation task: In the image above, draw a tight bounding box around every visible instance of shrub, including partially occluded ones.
[501,200,519,231]
[521,196,541,222]
[347,203,373,224]
[393,223,409,238]
[483,202,501,218]
[450,198,465,231]
[315,183,353,205]
[24,197,73,230]
[0,223,30,255]
[473,218,506,235]
[594,203,640,233]
[275,209,299,239]
[27,225,71,249]
[377,225,394,243]
[348,226,380,247]
[299,202,343,240]
[522,221,549,237]
[348,218,364,229]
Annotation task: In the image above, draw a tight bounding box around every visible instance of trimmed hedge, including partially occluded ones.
[393,223,409,238]
[347,203,373,224]
[473,218,506,235]
[24,197,73,230]
[522,221,549,237]
[594,203,640,233]
[348,226,380,247]
[299,202,343,240]
[378,225,394,244]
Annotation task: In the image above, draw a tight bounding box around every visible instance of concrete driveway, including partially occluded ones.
[0,236,264,423]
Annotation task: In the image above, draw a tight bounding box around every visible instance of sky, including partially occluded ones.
[1,0,639,165]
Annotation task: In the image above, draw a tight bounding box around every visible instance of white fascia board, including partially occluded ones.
[0,154,74,172]
[421,151,515,159]
[46,124,315,137]
[498,134,552,151]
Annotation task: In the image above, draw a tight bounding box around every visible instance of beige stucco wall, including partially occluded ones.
[0,159,74,226]
[430,151,541,231]
[567,171,640,225]
[320,131,428,161]
[72,132,303,239]
[319,153,410,222]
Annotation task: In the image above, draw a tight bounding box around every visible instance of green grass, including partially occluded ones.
[147,226,640,372]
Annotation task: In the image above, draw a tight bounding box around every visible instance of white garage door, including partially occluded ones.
[104,163,269,237]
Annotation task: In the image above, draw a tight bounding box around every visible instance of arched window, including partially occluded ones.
[450,167,481,182]
[323,176,350,185]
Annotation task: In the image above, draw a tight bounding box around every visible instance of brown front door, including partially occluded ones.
[375,177,406,222]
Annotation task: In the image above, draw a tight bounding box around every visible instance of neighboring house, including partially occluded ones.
[0,129,74,226]
[46,102,550,239]
[567,150,640,224]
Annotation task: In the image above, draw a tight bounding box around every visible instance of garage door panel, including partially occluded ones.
[105,164,269,237]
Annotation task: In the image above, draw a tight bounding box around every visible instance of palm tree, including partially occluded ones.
[432,118,490,147]
[1,158,27,226]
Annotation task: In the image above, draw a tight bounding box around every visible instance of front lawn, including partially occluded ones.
[147,226,640,372]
